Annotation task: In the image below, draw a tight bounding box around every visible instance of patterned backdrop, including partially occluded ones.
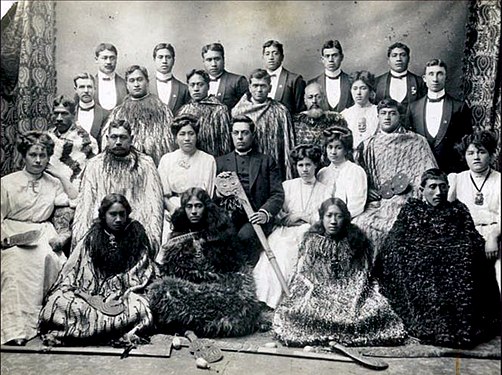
[0,0,500,175]
[462,0,501,170]
[1,0,57,175]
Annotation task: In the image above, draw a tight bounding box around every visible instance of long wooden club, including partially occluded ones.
[216,171,290,297]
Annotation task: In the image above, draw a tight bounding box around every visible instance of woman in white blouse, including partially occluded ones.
[157,115,216,250]
[316,126,367,218]
[253,144,331,309]
[341,71,379,151]
[448,130,500,289]
[1,131,77,345]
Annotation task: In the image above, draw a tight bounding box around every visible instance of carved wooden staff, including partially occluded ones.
[216,171,290,297]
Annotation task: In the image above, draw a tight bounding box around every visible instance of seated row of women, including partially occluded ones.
[1,123,499,350]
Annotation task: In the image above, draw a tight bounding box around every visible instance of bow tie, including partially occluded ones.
[427,96,444,103]
[101,77,112,81]
[326,74,340,80]
[390,74,407,80]
[209,78,219,82]
[79,106,94,111]
[157,77,172,83]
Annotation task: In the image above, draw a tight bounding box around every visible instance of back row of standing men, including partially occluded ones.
[71,39,470,175]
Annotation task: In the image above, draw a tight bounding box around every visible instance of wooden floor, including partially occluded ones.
[1,333,500,375]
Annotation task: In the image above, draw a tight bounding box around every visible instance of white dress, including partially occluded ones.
[448,169,501,290]
[157,149,216,258]
[253,178,331,308]
[341,104,379,150]
[317,160,368,217]
[1,170,68,344]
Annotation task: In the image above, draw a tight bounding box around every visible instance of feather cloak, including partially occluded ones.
[101,94,174,166]
[176,95,232,157]
[232,95,294,180]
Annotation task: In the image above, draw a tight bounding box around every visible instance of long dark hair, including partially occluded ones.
[308,197,373,265]
[97,193,132,225]
[171,187,221,233]
[86,194,148,277]
[309,198,351,237]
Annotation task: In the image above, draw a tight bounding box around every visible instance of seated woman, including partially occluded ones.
[274,198,406,347]
[157,114,216,255]
[447,130,501,290]
[39,194,155,345]
[1,131,77,346]
[341,70,379,150]
[148,188,261,337]
[352,98,437,259]
[253,144,331,309]
[376,168,500,348]
[316,126,367,217]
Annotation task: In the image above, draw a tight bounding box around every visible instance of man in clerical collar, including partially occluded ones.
[262,39,305,114]
[73,72,109,148]
[47,95,98,189]
[100,65,174,166]
[94,43,127,111]
[150,43,189,115]
[231,68,294,180]
[375,42,426,117]
[201,43,248,111]
[308,40,353,113]
[408,59,472,173]
[216,116,284,266]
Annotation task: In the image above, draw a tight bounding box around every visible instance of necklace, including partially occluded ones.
[177,151,195,169]
[300,179,317,212]
[469,168,491,205]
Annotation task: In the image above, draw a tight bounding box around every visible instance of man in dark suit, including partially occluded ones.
[262,40,305,114]
[73,72,109,149]
[308,40,353,113]
[216,116,285,265]
[408,59,472,173]
[150,43,190,115]
[202,43,248,111]
[94,43,128,111]
[375,42,426,119]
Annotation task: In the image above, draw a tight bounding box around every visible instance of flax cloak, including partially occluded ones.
[72,149,163,255]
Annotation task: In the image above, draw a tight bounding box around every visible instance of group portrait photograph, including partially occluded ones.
[0,0,500,374]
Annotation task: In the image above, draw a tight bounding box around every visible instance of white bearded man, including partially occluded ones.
[73,119,164,255]
[231,68,294,180]
[101,65,174,166]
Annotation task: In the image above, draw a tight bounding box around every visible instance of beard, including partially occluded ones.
[103,148,139,174]
[305,107,324,119]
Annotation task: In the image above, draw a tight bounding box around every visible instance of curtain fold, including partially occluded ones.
[462,0,501,169]
[1,0,57,175]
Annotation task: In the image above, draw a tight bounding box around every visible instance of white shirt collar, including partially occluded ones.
[427,89,446,100]
[235,148,252,156]
[267,65,283,77]
[390,69,408,78]
[325,68,341,79]
[79,99,95,110]
[98,71,116,80]
[156,72,173,81]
